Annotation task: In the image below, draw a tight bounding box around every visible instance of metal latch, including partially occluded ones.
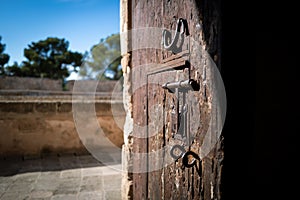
[163,79,201,169]
[162,18,189,53]
[162,79,200,93]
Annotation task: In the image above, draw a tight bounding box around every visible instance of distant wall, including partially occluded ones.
[0,77,62,91]
[66,80,121,92]
[0,77,124,159]
[0,98,125,158]
[0,76,121,93]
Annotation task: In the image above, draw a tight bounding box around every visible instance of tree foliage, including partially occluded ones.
[79,33,122,80]
[0,36,10,76]
[7,37,83,80]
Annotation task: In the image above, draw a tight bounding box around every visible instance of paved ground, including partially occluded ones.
[0,155,122,200]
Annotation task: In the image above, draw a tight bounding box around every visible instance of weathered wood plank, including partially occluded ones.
[161,50,190,63]
[147,56,189,75]
[131,49,148,200]
[129,0,223,199]
[147,73,163,200]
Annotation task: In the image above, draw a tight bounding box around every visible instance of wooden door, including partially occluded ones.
[147,61,202,200]
[129,0,224,199]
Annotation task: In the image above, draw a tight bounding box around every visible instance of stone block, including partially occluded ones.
[35,103,56,113]
[0,103,34,113]
[57,103,72,113]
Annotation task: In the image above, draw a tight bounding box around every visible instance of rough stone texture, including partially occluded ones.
[0,77,62,91]
[120,0,134,199]
[0,77,122,93]
[66,80,121,93]
[0,98,125,158]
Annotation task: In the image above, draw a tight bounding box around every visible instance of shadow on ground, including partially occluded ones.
[0,154,122,200]
[0,154,111,176]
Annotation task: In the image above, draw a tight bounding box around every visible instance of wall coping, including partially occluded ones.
[0,90,123,103]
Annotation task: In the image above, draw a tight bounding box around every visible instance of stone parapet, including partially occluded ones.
[0,90,125,159]
[0,90,123,103]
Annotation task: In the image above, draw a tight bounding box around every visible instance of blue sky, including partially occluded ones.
[0,0,120,79]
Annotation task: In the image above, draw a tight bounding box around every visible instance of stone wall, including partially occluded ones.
[0,92,125,159]
[0,76,63,91]
[66,80,121,92]
[0,76,121,93]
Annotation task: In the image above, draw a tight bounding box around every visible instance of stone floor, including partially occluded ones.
[0,154,122,200]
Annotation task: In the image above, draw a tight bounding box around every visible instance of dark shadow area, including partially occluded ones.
[220,3,300,199]
[254,13,299,199]
[220,2,255,199]
[0,154,105,177]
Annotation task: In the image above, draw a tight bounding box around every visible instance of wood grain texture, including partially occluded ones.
[130,0,223,199]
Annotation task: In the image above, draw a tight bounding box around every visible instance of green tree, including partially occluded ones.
[8,37,83,80]
[80,33,122,80]
[6,62,22,76]
[0,36,10,76]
